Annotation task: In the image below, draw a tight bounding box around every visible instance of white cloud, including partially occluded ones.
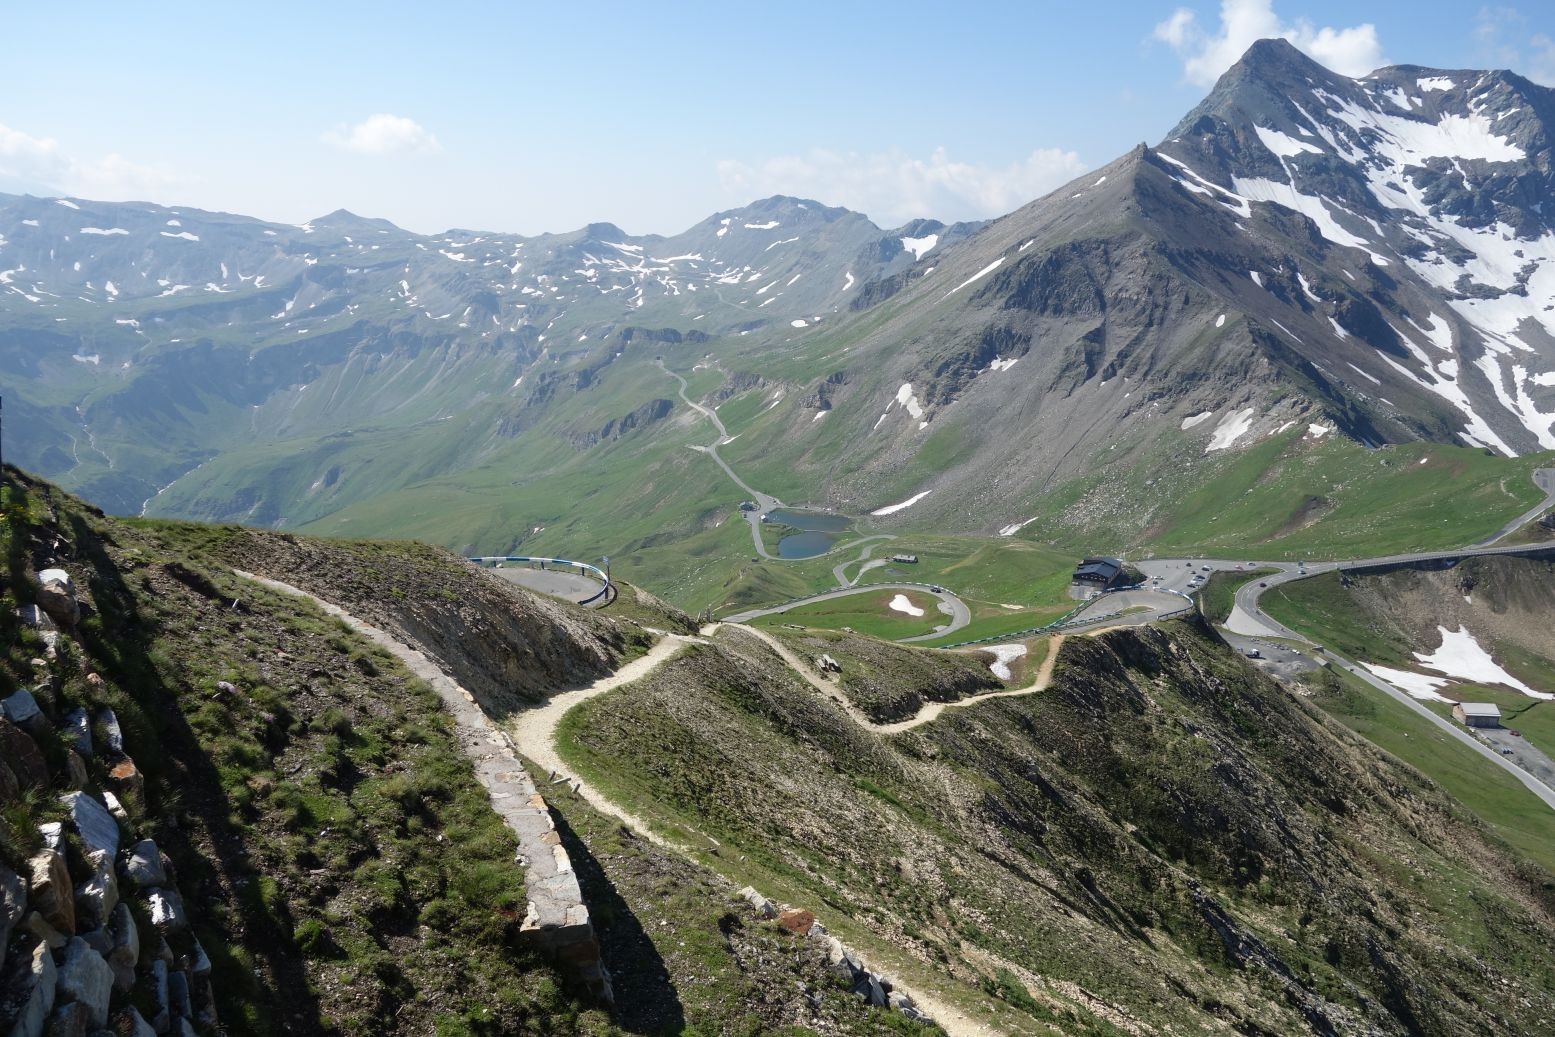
[1153,0,1385,86]
[1473,7,1555,86]
[0,120,178,198]
[323,114,441,155]
[715,146,1088,227]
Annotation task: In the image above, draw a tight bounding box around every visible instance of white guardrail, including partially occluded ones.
[467,555,612,604]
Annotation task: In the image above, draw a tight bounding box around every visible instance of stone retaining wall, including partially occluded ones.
[235,574,612,1003]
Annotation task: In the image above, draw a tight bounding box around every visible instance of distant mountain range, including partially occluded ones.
[2,38,1553,598]
[0,187,978,517]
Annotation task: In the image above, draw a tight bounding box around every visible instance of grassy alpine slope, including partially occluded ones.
[554,615,1555,1036]
[2,468,935,1035]
[1298,665,1555,875]
[1,468,602,1035]
[754,626,1006,724]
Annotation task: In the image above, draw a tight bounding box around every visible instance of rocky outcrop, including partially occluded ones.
[0,568,222,1037]
[33,569,79,628]
[566,398,674,448]
[736,887,932,1023]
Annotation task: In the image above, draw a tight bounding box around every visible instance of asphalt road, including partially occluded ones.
[488,565,611,605]
[1474,466,1555,546]
[659,360,784,561]
[722,582,972,641]
[661,359,901,571]
[1226,540,1555,641]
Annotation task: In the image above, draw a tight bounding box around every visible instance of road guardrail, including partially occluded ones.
[468,555,612,605]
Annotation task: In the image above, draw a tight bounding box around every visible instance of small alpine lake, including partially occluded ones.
[766,508,853,559]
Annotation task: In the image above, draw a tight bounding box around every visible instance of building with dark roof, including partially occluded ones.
[1073,557,1126,589]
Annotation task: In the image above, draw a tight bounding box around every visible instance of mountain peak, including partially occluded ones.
[311,208,399,232]
[1238,37,1314,69]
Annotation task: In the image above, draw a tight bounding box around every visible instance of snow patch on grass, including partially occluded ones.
[984,644,1027,680]
[1360,662,1453,701]
[1415,626,1551,698]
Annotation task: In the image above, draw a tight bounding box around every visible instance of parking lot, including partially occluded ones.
[1476,725,1555,792]
[1222,632,1321,680]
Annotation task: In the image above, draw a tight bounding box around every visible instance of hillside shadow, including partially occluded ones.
[549,804,686,1034]
[63,508,328,1036]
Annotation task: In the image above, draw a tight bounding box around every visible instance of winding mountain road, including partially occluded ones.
[659,359,783,560]
[658,371,1555,810]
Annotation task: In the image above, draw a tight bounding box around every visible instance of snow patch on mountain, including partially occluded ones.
[944,257,1004,298]
[998,516,1038,537]
[1234,177,1388,264]
[1254,125,1323,158]
[900,234,938,260]
[1206,407,1256,451]
[871,489,932,516]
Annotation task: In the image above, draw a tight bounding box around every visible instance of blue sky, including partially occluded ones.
[4,1,1552,235]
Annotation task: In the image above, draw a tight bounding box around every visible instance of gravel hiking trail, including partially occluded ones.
[237,576,1009,1034]
[505,629,708,848]
[733,625,1067,735]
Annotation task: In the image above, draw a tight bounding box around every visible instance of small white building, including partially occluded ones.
[1453,702,1501,728]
